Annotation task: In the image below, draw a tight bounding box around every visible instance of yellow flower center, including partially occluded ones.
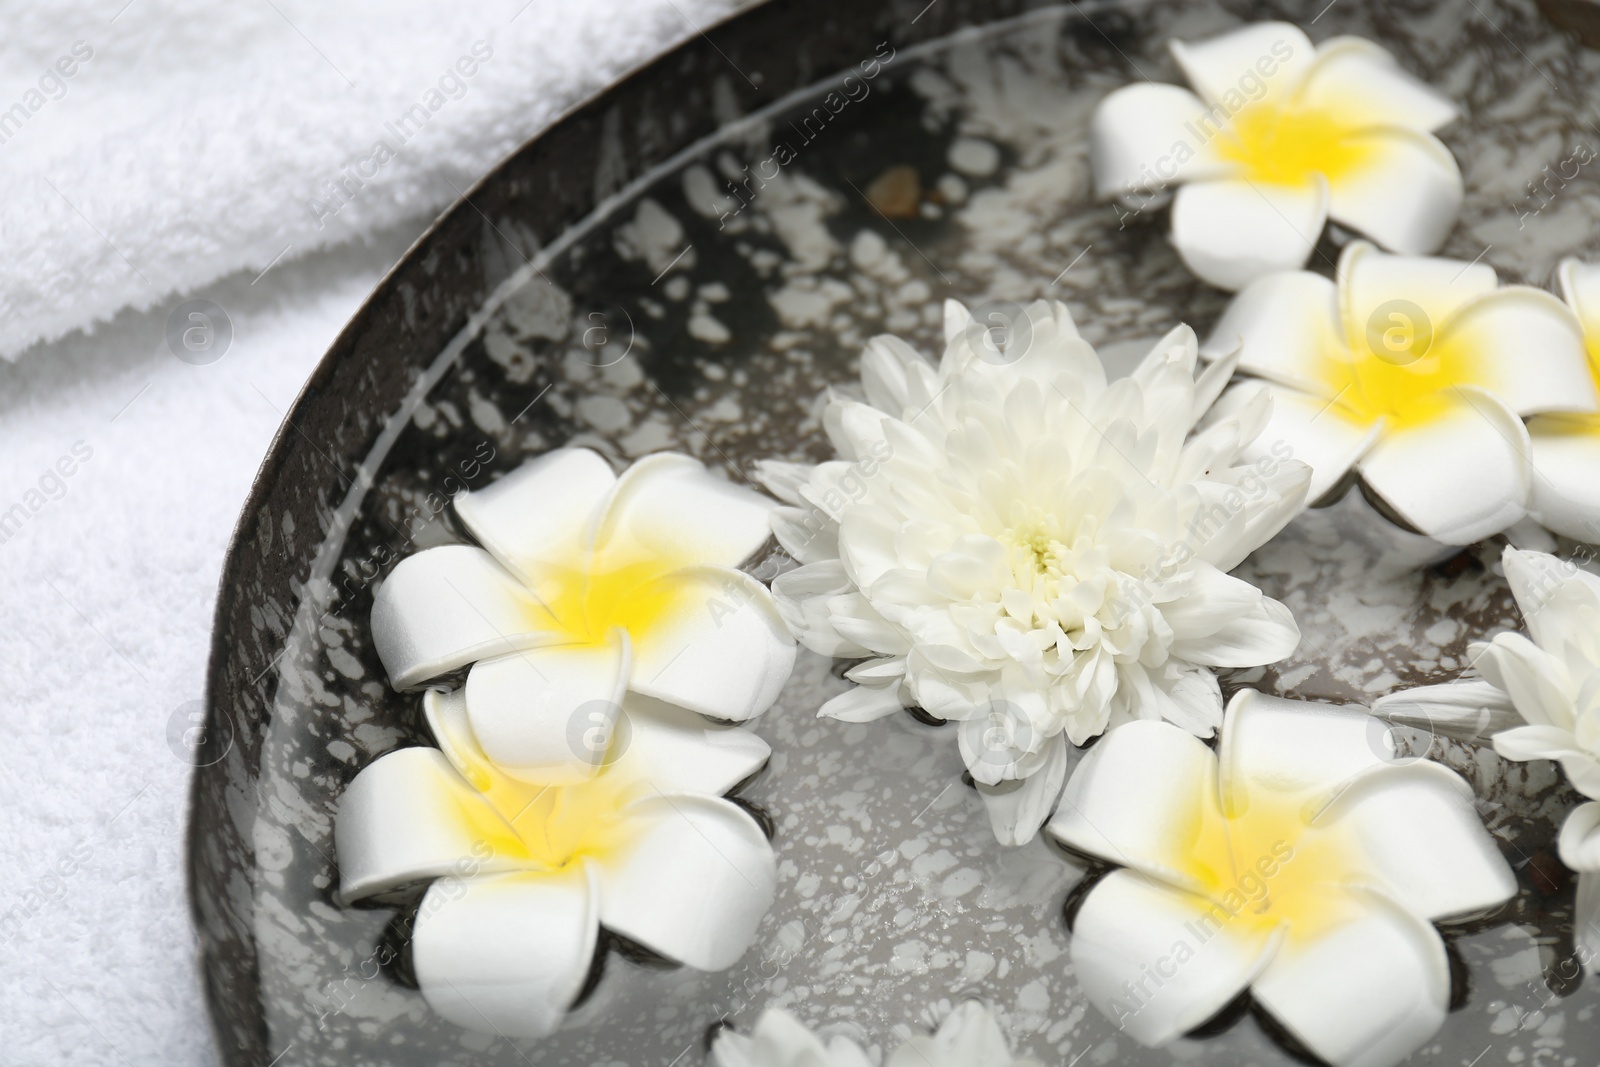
[532,551,693,647]
[1171,778,1368,944]
[1216,100,1375,187]
[1316,308,1485,429]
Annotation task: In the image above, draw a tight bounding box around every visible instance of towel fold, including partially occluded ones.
[0,0,741,358]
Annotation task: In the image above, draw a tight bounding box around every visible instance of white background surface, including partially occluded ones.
[0,2,740,1061]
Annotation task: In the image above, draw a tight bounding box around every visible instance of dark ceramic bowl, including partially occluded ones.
[193,0,1600,1063]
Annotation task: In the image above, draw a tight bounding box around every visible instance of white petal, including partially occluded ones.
[1494,725,1600,796]
[334,747,526,902]
[1356,385,1530,544]
[1439,287,1596,415]
[1070,869,1279,1047]
[1047,720,1220,887]
[1324,127,1461,255]
[860,334,934,415]
[463,637,630,785]
[1169,22,1316,109]
[1560,257,1600,327]
[892,1002,1020,1067]
[1370,679,1524,741]
[714,1010,874,1067]
[412,866,598,1039]
[819,682,905,723]
[1217,382,1380,506]
[1170,595,1299,668]
[453,448,615,581]
[1579,871,1600,974]
[593,793,776,970]
[1202,270,1344,398]
[1171,176,1328,291]
[371,545,562,689]
[1295,36,1458,132]
[769,503,839,565]
[1339,240,1498,346]
[1502,546,1600,649]
[1315,761,1517,920]
[771,559,871,658]
[1474,632,1576,731]
[1252,889,1450,1067]
[1219,690,1391,809]
[610,694,771,796]
[1090,82,1228,195]
[629,565,796,721]
[1559,801,1600,872]
[1528,415,1600,542]
[594,452,774,569]
[976,734,1072,846]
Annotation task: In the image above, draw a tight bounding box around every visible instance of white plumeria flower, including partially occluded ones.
[371,448,796,783]
[336,686,778,1037]
[1050,690,1515,1067]
[1204,241,1598,545]
[757,300,1311,846]
[1528,259,1600,541]
[1376,547,1600,969]
[1093,21,1461,290]
[713,1002,1040,1067]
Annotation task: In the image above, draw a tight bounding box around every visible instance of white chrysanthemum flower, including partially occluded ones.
[758,300,1311,844]
[1093,21,1461,290]
[1376,546,1600,969]
[713,1002,1039,1067]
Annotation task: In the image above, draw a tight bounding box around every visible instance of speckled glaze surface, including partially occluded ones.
[194,0,1600,1064]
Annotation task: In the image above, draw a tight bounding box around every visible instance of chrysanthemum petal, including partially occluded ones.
[464,638,630,785]
[1528,415,1600,543]
[889,1002,1026,1067]
[1170,593,1299,668]
[1474,632,1576,731]
[1252,888,1450,1067]
[1439,287,1596,416]
[1559,801,1600,871]
[594,452,774,569]
[371,545,564,689]
[1169,22,1316,110]
[1294,36,1457,132]
[976,733,1072,846]
[1202,270,1344,398]
[1171,176,1328,291]
[594,794,776,970]
[1369,679,1523,741]
[1324,126,1461,255]
[820,682,905,723]
[1315,761,1516,920]
[1356,385,1529,544]
[629,565,796,721]
[334,747,528,902]
[453,448,615,582]
[771,559,871,658]
[1089,82,1230,196]
[713,1010,875,1067]
[1048,720,1220,887]
[1070,869,1280,1047]
[411,866,598,1039]
[1495,725,1600,796]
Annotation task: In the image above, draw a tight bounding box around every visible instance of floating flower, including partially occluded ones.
[1093,21,1462,290]
[757,300,1310,846]
[371,448,796,784]
[1204,241,1598,544]
[1527,259,1600,541]
[1375,547,1600,969]
[1049,690,1515,1067]
[336,686,778,1036]
[712,1002,1039,1067]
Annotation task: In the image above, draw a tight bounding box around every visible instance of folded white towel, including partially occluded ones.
[0,0,741,358]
